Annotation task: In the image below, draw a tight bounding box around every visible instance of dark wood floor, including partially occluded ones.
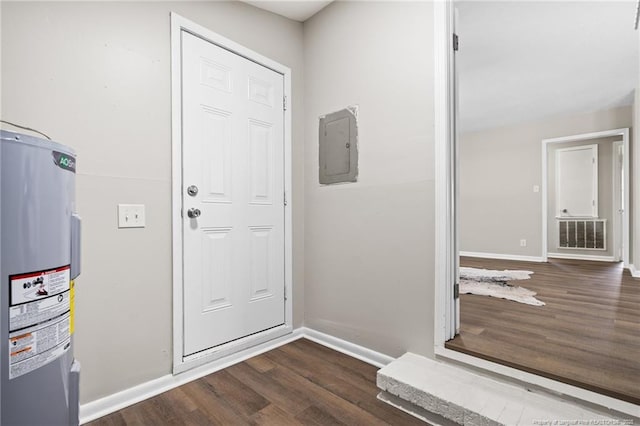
[447,257,640,405]
[89,339,424,425]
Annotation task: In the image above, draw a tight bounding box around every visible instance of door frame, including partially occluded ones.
[541,128,629,265]
[433,0,458,346]
[612,140,623,262]
[170,13,293,374]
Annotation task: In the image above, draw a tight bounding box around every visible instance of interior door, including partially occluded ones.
[181,31,285,356]
[556,144,598,218]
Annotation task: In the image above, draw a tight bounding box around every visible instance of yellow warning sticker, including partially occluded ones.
[70,280,75,335]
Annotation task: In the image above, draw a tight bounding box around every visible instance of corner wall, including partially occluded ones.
[1,1,305,404]
[303,1,435,358]
[459,106,632,258]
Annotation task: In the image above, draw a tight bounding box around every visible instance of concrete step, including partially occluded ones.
[377,353,636,425]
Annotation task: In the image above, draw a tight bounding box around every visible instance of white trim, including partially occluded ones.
[542,128,629,267]
[176,324,293,373]
[435,347,640,419]
[612,141,623,262]
[79,329,304,425]
[170,11,183,374]
[79,328,393,424]
[459,251,545,263]
[300,327,394,368]
[554,215,606,219]
[629,264,640,278]
[433,0,457,347]
[547,252,616,262]
[170,13,294,373]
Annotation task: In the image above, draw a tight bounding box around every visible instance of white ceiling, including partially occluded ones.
[239,1,638,132]
[457,1,639,133]
[242,0,332,22]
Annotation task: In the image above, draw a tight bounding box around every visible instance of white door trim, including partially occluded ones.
[612,140,623,262]
[433,0,458,347]
[541,128,629,266]
[170,13,293,374]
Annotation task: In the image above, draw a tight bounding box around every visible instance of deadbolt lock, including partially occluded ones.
[187,185,198,196]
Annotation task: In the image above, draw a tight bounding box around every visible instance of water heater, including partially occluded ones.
[1,129,81,425]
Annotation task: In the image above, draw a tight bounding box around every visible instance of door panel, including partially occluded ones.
[556,145,598,218]
[182,31,285,356]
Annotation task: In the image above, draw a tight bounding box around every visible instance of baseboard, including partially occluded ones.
[547,252,616,262]
[300,327,395,368]
[459,251,545,263]
[79,327,393,424]
[629,264,640,278]
[79,329,304,424]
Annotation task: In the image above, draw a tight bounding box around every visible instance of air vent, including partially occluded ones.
[558,219,605,250]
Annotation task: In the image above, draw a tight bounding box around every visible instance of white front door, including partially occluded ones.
[181,31,285,356]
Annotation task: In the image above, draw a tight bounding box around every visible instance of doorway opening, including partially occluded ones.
[542,129,629,265]
[435,0,640,410]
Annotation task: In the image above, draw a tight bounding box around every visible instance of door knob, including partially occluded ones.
[187,185,198,196]
[187,208,201,218]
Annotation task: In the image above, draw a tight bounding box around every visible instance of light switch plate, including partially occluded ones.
[118,204,145,228]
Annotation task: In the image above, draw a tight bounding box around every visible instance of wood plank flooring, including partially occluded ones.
[446,257,640,405]
[89,339,423,425]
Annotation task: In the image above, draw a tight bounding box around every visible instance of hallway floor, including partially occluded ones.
[447,257,640,405]
[89,339,423,425]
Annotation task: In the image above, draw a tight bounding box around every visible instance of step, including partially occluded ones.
[377,353,635,425]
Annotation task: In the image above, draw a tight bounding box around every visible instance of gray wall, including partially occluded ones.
[0,1,305,404]
[303,1,435,358]
[459,106,632,258]
[547,137,620,258]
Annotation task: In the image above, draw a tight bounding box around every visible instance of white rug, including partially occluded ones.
[459,267,545,306]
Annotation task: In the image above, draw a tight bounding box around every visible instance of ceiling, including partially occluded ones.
[242,0,332,22]
[457,1,639,133]
[238,1,638,132]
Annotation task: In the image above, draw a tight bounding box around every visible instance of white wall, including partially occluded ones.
[459,106,632,258]
[0,1,305,404]
[303,1,435,358]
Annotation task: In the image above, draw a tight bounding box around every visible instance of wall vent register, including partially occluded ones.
[558,219,606,250]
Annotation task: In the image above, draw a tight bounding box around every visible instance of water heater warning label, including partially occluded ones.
[8,265,71,379]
